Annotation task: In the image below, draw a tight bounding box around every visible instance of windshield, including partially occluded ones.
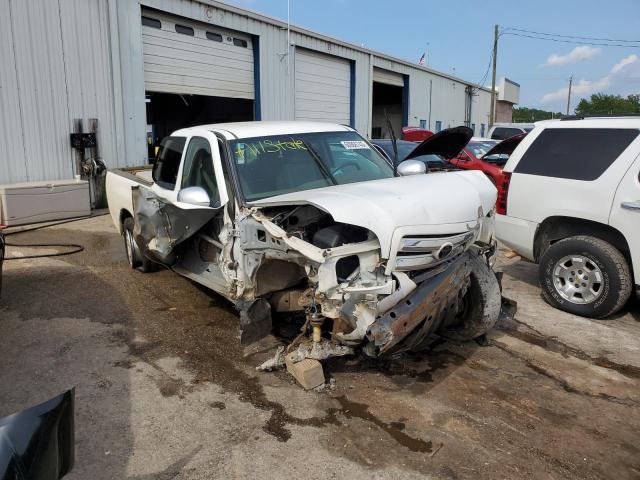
[466,141,498,158]
[377,141,445,166]
[230,131,394,201]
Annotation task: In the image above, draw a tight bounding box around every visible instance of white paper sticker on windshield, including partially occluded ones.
[340,140,370,150]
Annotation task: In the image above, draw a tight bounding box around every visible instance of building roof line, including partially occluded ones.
[199,0,493,93]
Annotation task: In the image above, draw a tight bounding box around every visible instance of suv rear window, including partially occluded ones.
[152,136,186,189]
[514,128,639,181]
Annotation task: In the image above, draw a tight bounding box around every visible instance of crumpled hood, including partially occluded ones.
[251,170,497,256]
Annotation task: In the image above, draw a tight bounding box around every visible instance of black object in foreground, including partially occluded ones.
[0,389,75,480]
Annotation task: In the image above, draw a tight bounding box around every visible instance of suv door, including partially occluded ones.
[610,154,640,285]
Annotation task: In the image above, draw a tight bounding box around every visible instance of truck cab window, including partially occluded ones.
[152,136,186,190]
[181,136,219,205]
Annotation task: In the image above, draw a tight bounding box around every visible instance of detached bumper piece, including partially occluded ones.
[0,389,75,480]
[367,253,473,354]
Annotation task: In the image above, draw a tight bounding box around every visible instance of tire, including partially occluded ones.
[438,255,502,341]
[539,236,631,318]
[122,217,158,273]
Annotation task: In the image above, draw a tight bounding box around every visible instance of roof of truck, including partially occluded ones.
[172,121,354,140]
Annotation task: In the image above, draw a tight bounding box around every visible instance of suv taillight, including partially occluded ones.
[496,172,511,215]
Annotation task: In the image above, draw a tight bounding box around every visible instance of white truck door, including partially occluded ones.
[610,153,640,285]
[133,129,229,266]
[175,129,229,209]
[151,130,229,207]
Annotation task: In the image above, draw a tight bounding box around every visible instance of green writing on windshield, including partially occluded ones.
[235,138,308,158]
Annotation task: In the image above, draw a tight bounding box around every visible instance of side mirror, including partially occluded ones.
[177,186,211,206]
[397,159,427,176]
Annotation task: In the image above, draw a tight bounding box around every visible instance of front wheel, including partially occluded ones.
[122,217,158,273]
[538,236,631,318]
[438,255,502,341]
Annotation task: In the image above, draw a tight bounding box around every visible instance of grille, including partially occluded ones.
[394,231,475,271]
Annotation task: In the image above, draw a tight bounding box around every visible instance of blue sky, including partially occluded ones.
[224,0,640,112]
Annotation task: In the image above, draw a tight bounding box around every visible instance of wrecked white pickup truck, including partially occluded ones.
[106,121,500,365]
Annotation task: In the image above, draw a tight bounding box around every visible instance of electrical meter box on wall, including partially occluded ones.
[0,180,90,226]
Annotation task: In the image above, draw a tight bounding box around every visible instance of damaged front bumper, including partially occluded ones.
[367,252,473,354]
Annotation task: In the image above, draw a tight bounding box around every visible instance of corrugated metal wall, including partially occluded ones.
[0,0,495,185]
[294,48,351,125]
[0,0,118,185]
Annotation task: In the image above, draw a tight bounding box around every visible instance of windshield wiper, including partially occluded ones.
[300,140,338,185]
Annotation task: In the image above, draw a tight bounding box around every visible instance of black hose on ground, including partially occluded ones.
[1,213,108,261]
[2,242,85,260]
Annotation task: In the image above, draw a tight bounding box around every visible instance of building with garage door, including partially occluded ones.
[0,0,499,185]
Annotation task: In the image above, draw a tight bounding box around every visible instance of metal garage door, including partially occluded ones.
[372,67,404,87]
[141,9,254,99]
[295,49,351,124]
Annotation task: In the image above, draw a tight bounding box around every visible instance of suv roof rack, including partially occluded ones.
[561,114,640,120]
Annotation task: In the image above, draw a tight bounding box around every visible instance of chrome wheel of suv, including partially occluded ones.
[552,254,603,304]
[539,236,631,318]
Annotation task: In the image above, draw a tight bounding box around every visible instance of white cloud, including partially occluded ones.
[611,54,639,73]
[540,54,639,104]
[545,46,601,66]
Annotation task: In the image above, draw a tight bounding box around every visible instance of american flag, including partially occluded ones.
[418,52,425,65]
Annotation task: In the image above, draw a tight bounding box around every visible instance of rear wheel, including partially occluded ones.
[122,217,158,273]
[438,255,501,341]
[539,236,631,318]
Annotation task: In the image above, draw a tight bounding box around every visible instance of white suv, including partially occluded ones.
[496,118,640,318]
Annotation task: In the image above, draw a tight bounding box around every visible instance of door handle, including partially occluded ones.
[621,201,640,211]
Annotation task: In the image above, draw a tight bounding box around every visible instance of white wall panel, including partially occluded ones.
[373,68,404,87]
[294,49,350,124]
[0,0,27,184]
[6,0,72,183]
[141,9,254,99]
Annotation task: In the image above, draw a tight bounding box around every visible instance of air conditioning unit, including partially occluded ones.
[0,180,90,227]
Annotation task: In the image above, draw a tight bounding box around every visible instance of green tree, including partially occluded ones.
[575,93,640,116]
[513,107,563,122]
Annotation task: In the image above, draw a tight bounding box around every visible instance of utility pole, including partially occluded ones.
[566,75,573,116]
[489,25,499,128]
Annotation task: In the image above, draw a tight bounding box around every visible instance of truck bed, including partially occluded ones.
[106,166,155,234]
[109,166,154,187]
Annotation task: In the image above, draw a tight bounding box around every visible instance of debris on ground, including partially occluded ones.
[256,346,286,371]
[285,354,325,390]
[256,339,353,372]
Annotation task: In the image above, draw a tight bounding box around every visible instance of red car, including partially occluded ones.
[449,134,526,186]
[401,126,434,142]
